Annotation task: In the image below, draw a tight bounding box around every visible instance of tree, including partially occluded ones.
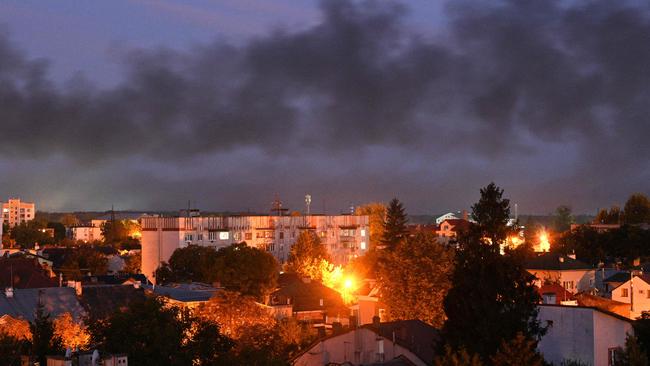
[155,245,219,284]
[470,183,513,246]
[31,303,63,365]
[214,243,279,299]
[0,334,27,366]
[377,232,454,327]
[553,205,574,233]
[595,206,622,224]
[59,247,108,280]
[60,214,80,228]
[624,193,650,225]
[47,222,66,242]
[9,221,54,249]
[443,183,544,359]
[614,334,648,366]
[286,231,330,280]
[89,295,234,366]
[434,345,483,366]
[380,198,408,250]
[123,252,141,274]
[490,333,544,366]
[355,203,387,250]
[53,312,90,350]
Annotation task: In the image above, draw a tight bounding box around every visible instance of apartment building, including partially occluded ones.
[1,198,35,227]
[141,214,369,282]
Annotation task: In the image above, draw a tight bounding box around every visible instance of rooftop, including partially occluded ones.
[525,253,593,271]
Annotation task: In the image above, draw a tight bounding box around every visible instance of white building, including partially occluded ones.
[141,215,369,282]
[1,198,35,227]
[435,212,459,225]
[525,253,596,294]
[537,304,633,366]
[71,225,104,243]
[610,274,650,320]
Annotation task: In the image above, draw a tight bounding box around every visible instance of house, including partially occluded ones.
[525,253,596,293]
[573,292,631,319]
[436,218,470,243]
[0,257,57,289]
[610,274,650,319]
[602,272,632,294]
[143,282,219,309]
[266,273,350,325]
[537,283,575,305]
[293,319,439,366]
[435,212,460,225]
[47,350,128,366]
[79,284,146,320]
[537,304,633,366]
[0,287,86,322]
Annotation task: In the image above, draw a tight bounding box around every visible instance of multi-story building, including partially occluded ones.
[141,214,369,282]
[1,198,35,227]
[71,225,104,243]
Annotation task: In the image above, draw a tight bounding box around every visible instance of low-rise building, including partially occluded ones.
[1,198,35,227]
[525,253,596,293]
[436,218,470,243]
[610,274,650,319]
[140,214,369,282]
[537,304,633,366]
[71,225,103,243]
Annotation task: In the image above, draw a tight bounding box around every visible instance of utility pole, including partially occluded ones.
[305,194,311,216]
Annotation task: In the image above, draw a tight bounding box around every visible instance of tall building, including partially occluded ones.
[141,214,370,283]
[1,198,35,227]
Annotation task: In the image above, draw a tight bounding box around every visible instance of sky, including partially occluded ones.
[0,0,648,214]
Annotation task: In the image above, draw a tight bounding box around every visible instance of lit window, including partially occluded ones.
[360,241,367,250]
[361,229,366,237]
[219,232,229,240]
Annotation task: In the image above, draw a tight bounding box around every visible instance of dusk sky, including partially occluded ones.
[0,0,648,214]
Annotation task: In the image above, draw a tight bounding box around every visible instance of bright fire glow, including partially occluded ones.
[319,260,359,304]
[538,230,550,252]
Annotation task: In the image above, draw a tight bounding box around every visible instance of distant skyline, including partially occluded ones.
[0,0,648,214]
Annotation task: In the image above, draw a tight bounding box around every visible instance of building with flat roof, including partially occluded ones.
[141,214,369,283]
[1,198,35,227]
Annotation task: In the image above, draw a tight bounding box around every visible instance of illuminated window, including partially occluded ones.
[360,241,367,250]
[219,232,229,240]
[360,229,366,237]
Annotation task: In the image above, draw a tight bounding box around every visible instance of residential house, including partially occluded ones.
[266,273,350,325]
[79,284,146,320]
[525,253,596,293]
[436,218,470,244]
[293,319,439,366]
[435,212,460,225]
[0,287,86,322]
[537,304,632,366]
[610,274,650,319]
[0,257,57,288]
[537,283,575,305]
[143,282,219,309]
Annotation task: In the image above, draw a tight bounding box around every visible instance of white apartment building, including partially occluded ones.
[71,225,104,243]
[141,214,369,282]
[1,198,35,227]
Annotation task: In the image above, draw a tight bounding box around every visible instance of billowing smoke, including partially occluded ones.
[0,0,648,213]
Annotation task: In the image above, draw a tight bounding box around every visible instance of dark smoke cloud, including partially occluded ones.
[0,0,649,212]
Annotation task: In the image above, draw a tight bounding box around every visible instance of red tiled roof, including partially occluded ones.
[0,258,57,289]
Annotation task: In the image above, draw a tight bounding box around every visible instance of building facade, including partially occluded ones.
[141,215,369,282]
[1,198,35,227]
[71,225,104,243]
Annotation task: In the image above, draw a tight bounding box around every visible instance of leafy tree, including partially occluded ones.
[380,198,408,250]
[123,252,141,274]
[47,222,66,242]
[90,295,234,366]
[102,219,141,247]
[434,345,483,366]
[443,183,544,359]
[595,206,622,224]
[60,247,108,280]
[490,333,544,366]
[355,202,387,250]
[624,193,650,225]
[614,334,648,366]
[286,231,330,280]
[0,334,27,366]
[53,312,90,350]
[553,205,574,233]
[377,232,454,327]
[155,245,219,284]
[9,221,54,249]
[214,243,278,299]
[60,214,80,227]
[30,303,64,365]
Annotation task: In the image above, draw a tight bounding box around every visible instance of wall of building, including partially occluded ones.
[529,269,595,293]
[611,277,650,319]
[293,328,426,366]
[1,198,35,227]
[141,215,369,283]
[537,305,632,366]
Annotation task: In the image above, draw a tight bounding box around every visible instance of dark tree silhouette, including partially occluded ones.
[380,198,408,250]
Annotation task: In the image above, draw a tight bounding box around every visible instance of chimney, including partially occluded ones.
[462,210,468,221]
[349,315,357,329]
[332,322,343,334]
[4,287,13,298]
[372,315,381,330]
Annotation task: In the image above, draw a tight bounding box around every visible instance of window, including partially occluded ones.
[319,231,327,238]
[360,241,367,250]
[563,281,574,290]
[361,229,366,237]
[245,232,252,240]
[184,234,193,241]
[264,231,273,238]
[622,288,629,297]
[234,232,242,241]
[197,233,203,241]
[219,232,229,240]
[279,232,284,239]
[256,232,263,239]
[208,232,217,241]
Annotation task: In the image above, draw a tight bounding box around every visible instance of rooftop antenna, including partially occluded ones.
[305,195,312,216]
[515,203,518,221]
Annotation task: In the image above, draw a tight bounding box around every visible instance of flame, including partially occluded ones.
[538,230,550,252]
[318,260,359,304]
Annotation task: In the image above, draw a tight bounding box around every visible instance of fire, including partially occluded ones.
[538,230,550,252]
[318,260,359,304]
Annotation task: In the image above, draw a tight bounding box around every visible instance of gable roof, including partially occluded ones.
[439,219,470,230]
[143,283,218,303]
[525,253,593,271]
[79,285,146,320]
[539,303,633,323]
[364,320,440,364]
[0,258,57,289]
[271,273,348,315]
[604,272,631,284]
[0,287,86,322]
